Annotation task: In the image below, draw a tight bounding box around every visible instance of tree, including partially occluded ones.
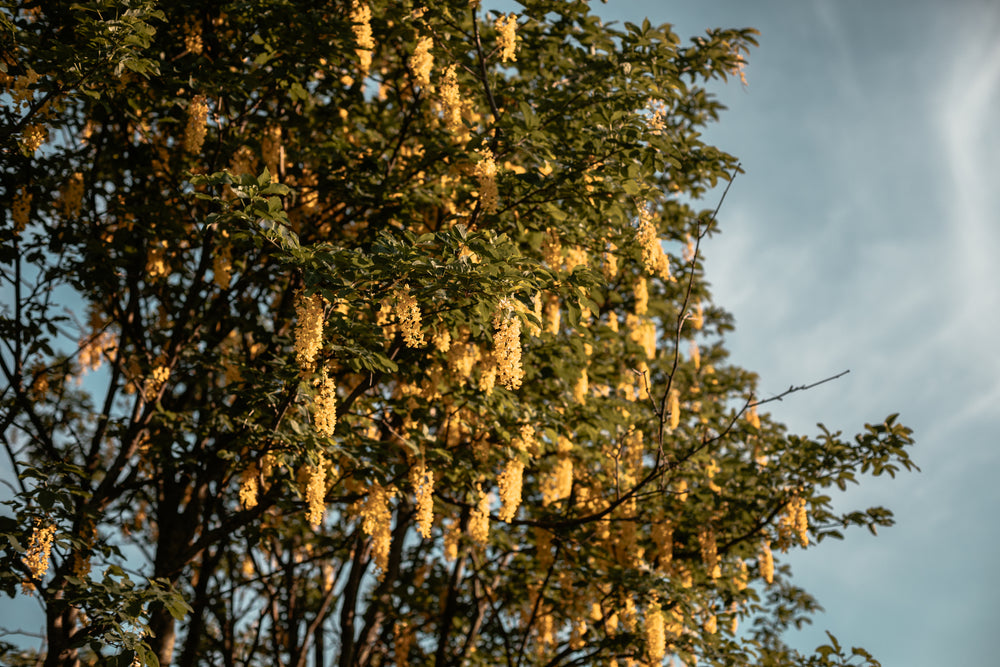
[0,1,917,666]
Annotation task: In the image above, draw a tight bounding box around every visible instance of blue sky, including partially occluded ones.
[596,1,1000,664]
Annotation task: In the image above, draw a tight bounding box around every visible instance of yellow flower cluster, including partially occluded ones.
[644,599,666,663]
[410,461,434,539]
[184,95,209,154]
[668,388,680,430]
[492,300,523,390]
[779,495,809,548]
[262,126,282,177]
[439,64,463,132]
[543,294,561,335]
[541,229,562,269]
[760,539,774,584]
[572,368,588,404]
[411,36,434,88]
[698,527,720,578]
[633,276,648,316]
[22,518,56,592]
[635,206,672,281]
[746,404,761,430]
[143,363,170,401]
[11,68,40,110]
[389,284,425,347]
[497,458,524,522]
[541,437,573,506]
[350,1,375,75]
[239,465,259,510]
[651,519,673,569]
[305,453,328,527]
[12,186,32,233]
[79,330,118,374]
[229,144,256,177]
[734,559,748,591]
[704,612,718,635]
[146,239,170,279]
[57,172,85,219]
[690,300,705,330]
[21,123,47,154]
[689,339,701,370]
[602,242,619,281]
[468,485,491,544]
[213,243,232,288]
[514,424,536,455]
[313,368,337,436]
[443,518,460,561]
[495,14,518,62]
[183,17,203,55]
[358,481,396,578]
[294,292,325,371]
[474,146,499,213]
[626,314,656,359]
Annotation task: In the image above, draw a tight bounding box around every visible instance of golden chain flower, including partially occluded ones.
[495,14,518,63]
[183,95,208,154]
[496,458,524,522]
[644,598,666,663]
[410,36,434,88]
[760,539,774,584]
[439,64,463,132]
[468,484,490,544]
[305,453,328,527]
[313,367,337,436]
[410,461,434,539]
[22,517,56,593]
[350,1,375,75]
[492,299,523,390]
[474,146,499,213]
[358,481,396,578]
[294,291,325,371]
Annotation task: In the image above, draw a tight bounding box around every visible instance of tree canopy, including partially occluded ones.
[0,1,916,666]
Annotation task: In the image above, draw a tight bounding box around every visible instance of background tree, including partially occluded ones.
[0,1,916,666]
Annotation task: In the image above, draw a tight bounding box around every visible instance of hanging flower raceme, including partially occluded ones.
[760,539,775,584]
[183,95,208,154]
[439,64,463,132]
[668,388,681,430]
[495,13,518,62]
[22,517,56,593]
[313,367,337,436]
[410,461,434,539]
[468,484,491,544]
[358,482,396,579]
[239,465,259,510]
[492,299,523,390]
[381,284,425,347]
[305,453,328,528]
[410,36,434,88]
[350,1,375,76]
[541,437,573,506]
[644,598,666,663]
[497,458,524,522]
[635,205,672,281]
[294,291,325,372]
[474,146,499,213]
[21,123,47,154]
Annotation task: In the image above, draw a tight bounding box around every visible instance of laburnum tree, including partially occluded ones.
[0,1,916,666]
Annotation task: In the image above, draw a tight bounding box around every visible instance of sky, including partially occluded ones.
[593,1,1000,665]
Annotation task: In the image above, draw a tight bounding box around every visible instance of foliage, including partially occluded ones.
[0,1,916,666]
